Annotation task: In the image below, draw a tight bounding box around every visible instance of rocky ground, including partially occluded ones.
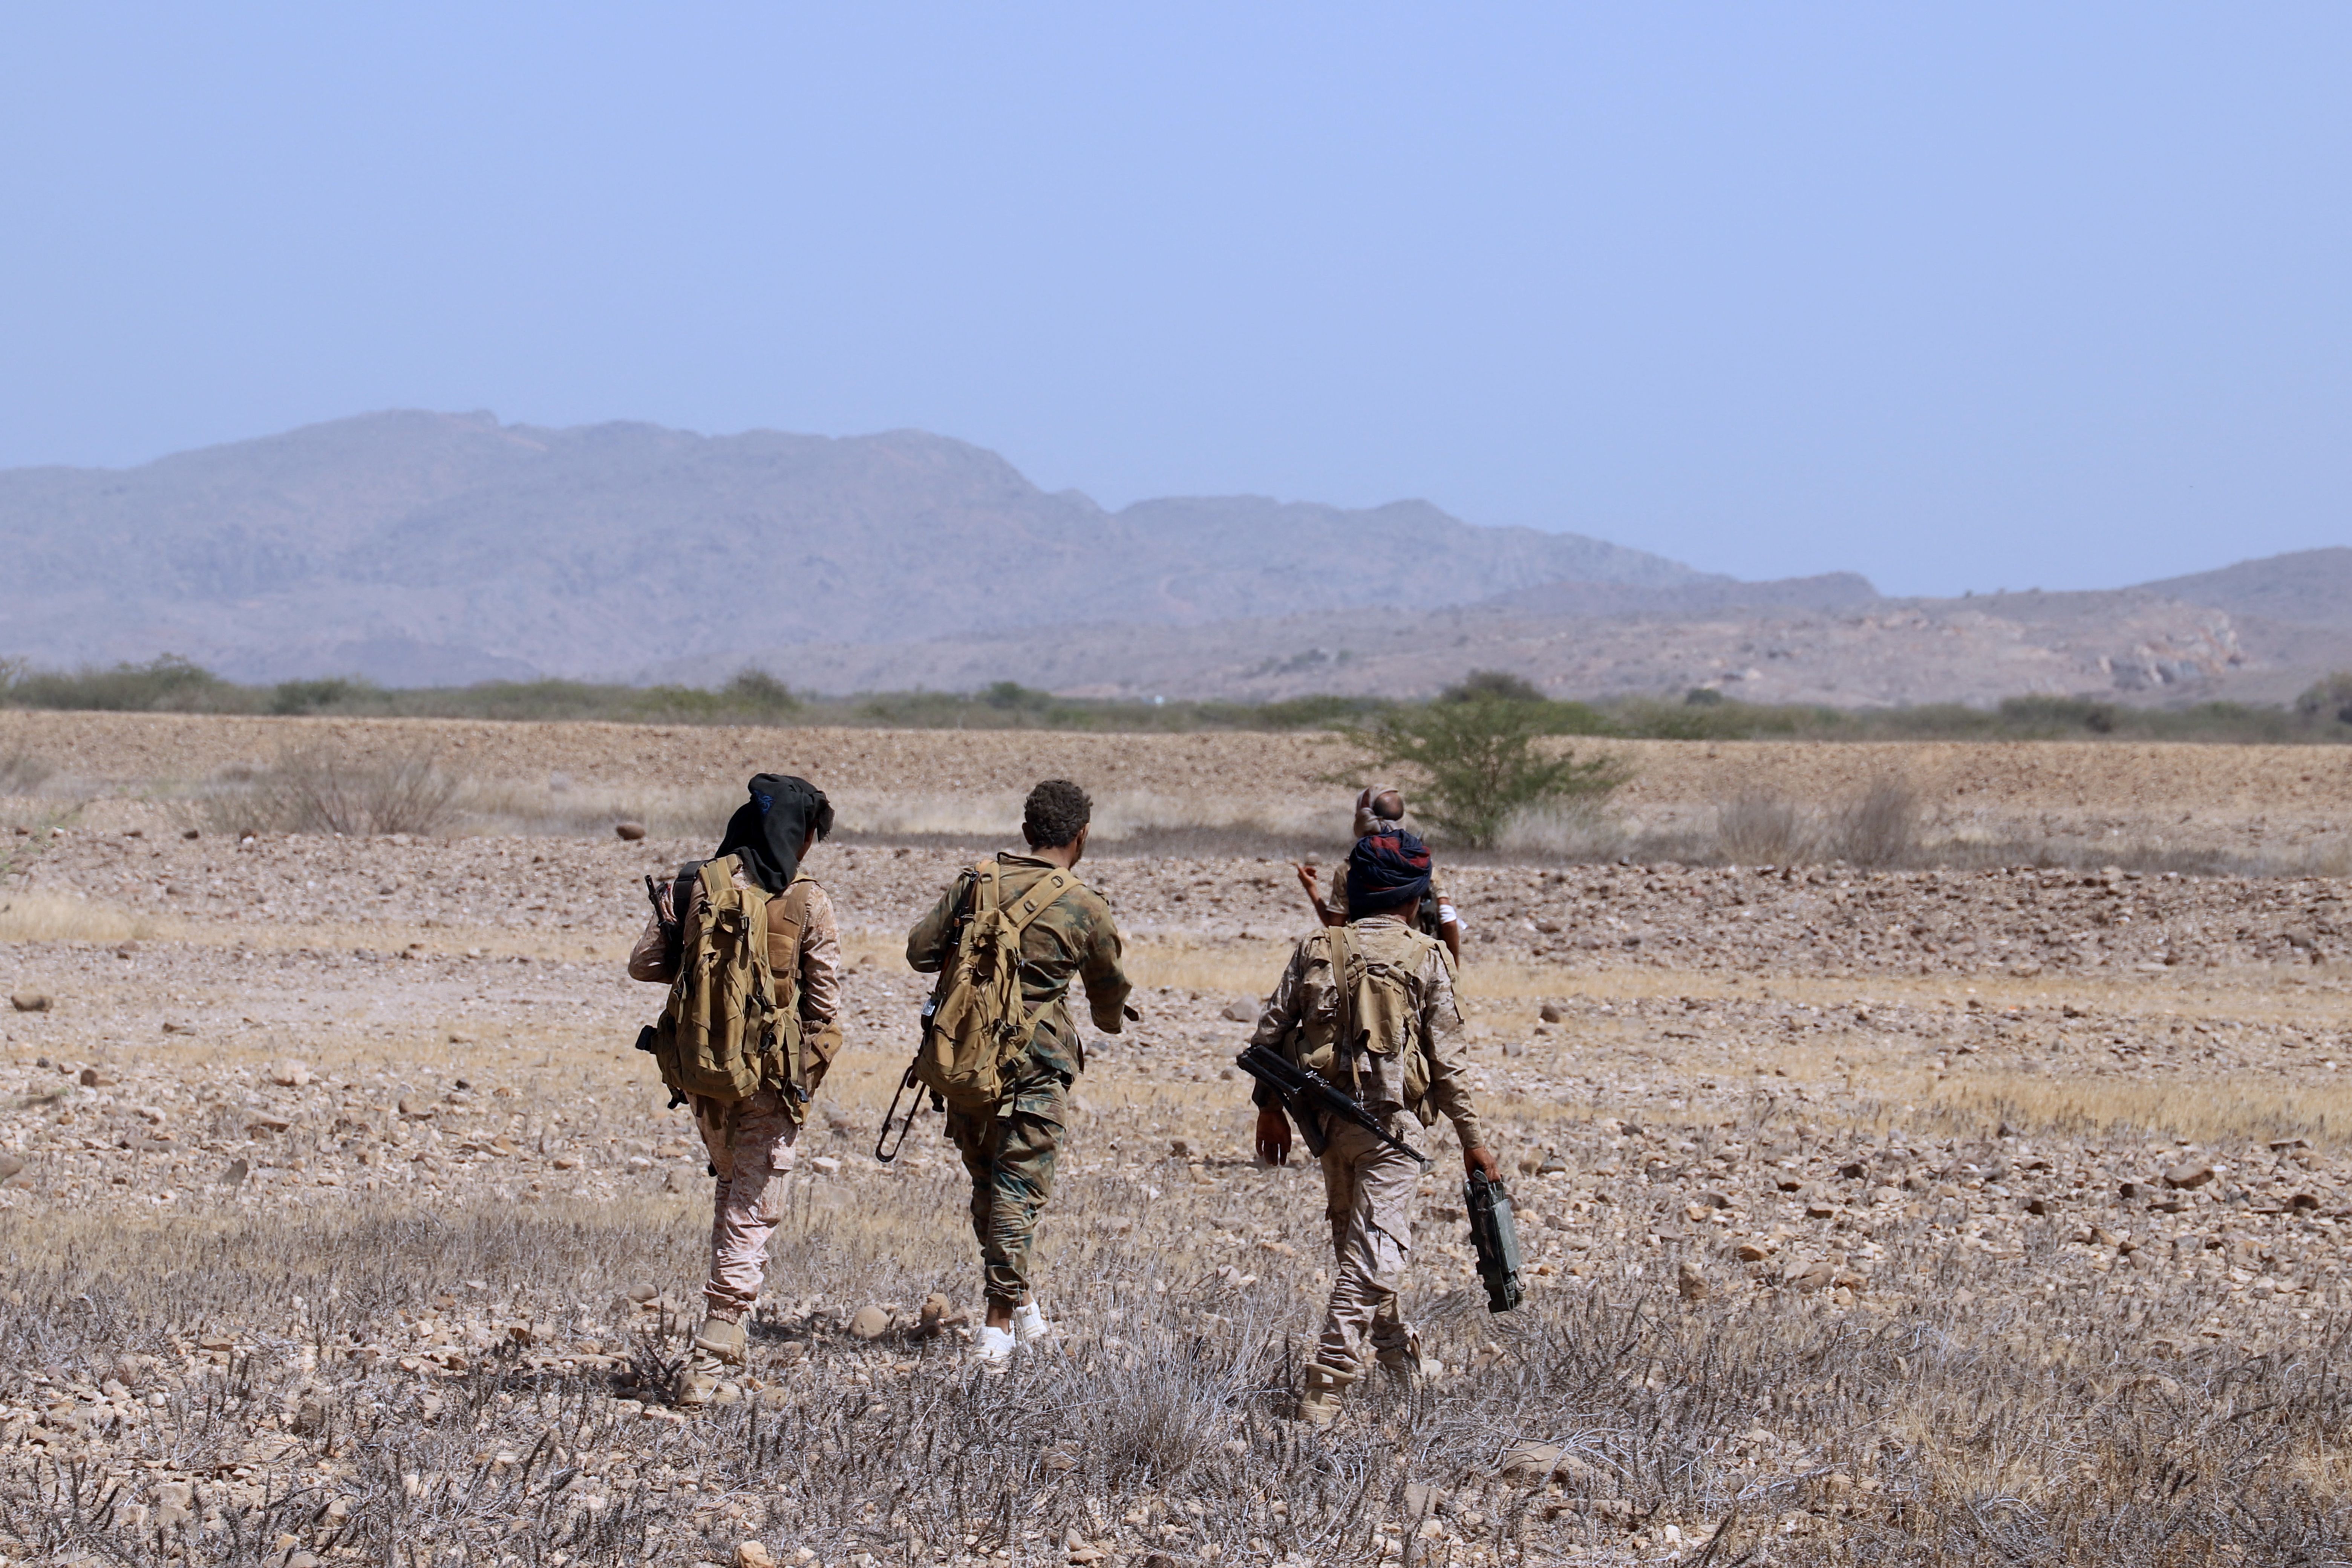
[3,777,2350,1566]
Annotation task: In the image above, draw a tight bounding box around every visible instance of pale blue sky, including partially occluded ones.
[3,4,2346,594]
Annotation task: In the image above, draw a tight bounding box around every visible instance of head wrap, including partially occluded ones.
[714,773,830,894]
[1352,783,1406,838]
[1345,828,1432,916]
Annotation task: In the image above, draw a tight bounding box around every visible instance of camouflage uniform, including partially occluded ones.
[630,867,843,1321]
[1250,916,1482,1386]
[906,853,1130,1307]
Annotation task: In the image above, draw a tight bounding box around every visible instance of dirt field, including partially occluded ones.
[2,718,2349,1565]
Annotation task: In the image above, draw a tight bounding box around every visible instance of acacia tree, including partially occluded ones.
[1348,683,1623,848]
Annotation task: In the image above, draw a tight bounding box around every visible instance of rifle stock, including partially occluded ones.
[1234,1043,1429,1165]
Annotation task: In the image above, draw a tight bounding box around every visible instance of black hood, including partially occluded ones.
[714,773,830,893]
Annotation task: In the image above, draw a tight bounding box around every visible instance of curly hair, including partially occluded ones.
[1022,778,1092,849]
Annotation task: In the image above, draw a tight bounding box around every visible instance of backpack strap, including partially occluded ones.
[1328,924,1361,1101]
[1004,865,1081,933]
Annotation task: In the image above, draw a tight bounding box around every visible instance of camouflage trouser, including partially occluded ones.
[945,1070,1069,1307]
[691,1088,802,1321]
[1314,1113,1419,1381]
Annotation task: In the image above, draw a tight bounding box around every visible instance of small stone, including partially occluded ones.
[917,1292,967,1337]
[737,1544,775,1568]
[810,1156,842,1176]
[397,1095,435,1119]
[8,993,49,1013]
[2163,1161,2215,1190]
[266,1060,311,1088]
[1220,999,1258,1023]
[1538,1001,1565,1023]
[1676,1261,1709,1302]
[447,1031,475,1045]
[0,1155,23,1181]
[1498,1440,1595,1484]
[1536,1152,1570,1175]
[1735,1241,1773,1263]
[220,1158,248,1186]
[78,1066,113,1087]
[1785,1259,1836,1292]
[1169,1138,1191,1159]
[847,1306,890,1340]
[614,821,648,841]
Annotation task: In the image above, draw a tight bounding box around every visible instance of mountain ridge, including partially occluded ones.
[0,410,1714,683]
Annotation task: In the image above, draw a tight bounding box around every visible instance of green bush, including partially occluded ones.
[0,655,245,713]
[1346,696,1624,848]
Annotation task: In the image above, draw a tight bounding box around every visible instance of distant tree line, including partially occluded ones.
[5,655,2352,747]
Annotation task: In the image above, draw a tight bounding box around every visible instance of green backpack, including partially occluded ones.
[914,861,1081,1115]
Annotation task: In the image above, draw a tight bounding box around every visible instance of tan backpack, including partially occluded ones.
[648,856,811,1111]
[1299,922,1442,1117]
[914,860,1081,1115]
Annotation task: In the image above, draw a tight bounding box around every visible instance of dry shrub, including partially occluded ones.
[1827,773,1919,868]
[0,752,54,795]
[1495,801,1628,859]
[1713,787,1817,864]
[203,746,462,838]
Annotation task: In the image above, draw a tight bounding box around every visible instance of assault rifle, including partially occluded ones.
[1234,1043,1429,1165]
[1466,1171,1525,1313]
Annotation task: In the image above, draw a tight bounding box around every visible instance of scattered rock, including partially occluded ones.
[916,1292,968,1338]
[737,1544,775,1568]
[1784,1259,1837,1292]
[2164,1161,2215,1190]
[847,1306,890,1340]
[266,1060,311,1087]
[220,1158,248,1187]
[1220,999,1258,1023]
[1735,1241,1774,1263]
[1499,1440,1597,1484]
[614,822,648,842]
[809,1156,842,1176]
[1536,1151,1570,1175]
[397,1095,435,1119]
[0,1155,24,1181]
[78,1066,113,1087]
[1538,1001,1565,1023]
[1676,1261,1709,1302]
[8,993,49,1013]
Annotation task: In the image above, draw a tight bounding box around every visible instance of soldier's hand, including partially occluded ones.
[1255,1107,1293,1167]
[1293,862,1321,896]
[1464,1144,1502,1184]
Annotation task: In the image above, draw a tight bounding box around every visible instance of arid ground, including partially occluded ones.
[3,717,2349,1566]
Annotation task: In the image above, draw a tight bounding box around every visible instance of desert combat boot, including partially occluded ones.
[675,1315,747,1408]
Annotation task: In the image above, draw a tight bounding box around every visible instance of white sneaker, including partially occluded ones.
[1011,1302,1056,1345]
[972,1324,1015,1368]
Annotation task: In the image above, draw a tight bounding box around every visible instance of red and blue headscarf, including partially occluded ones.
[1346,828,1432,914]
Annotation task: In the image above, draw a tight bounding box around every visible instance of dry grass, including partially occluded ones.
[2,1151,2345,1567]
[0,890,162,945]
[1926,1069,2352,1152]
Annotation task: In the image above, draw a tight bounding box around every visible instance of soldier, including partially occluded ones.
[628,774,842,1406]
[1295,784,1464,964]
[906,779,1132,1366]
[1253,824,1498,1427]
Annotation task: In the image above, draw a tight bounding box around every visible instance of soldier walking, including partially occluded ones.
[1252,824,1497,1426]
[906,779,1132,1366]
[628,775,842,1406]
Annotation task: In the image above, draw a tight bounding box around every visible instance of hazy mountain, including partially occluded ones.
[0,410,1714,683]
[2134,549,2352,631]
